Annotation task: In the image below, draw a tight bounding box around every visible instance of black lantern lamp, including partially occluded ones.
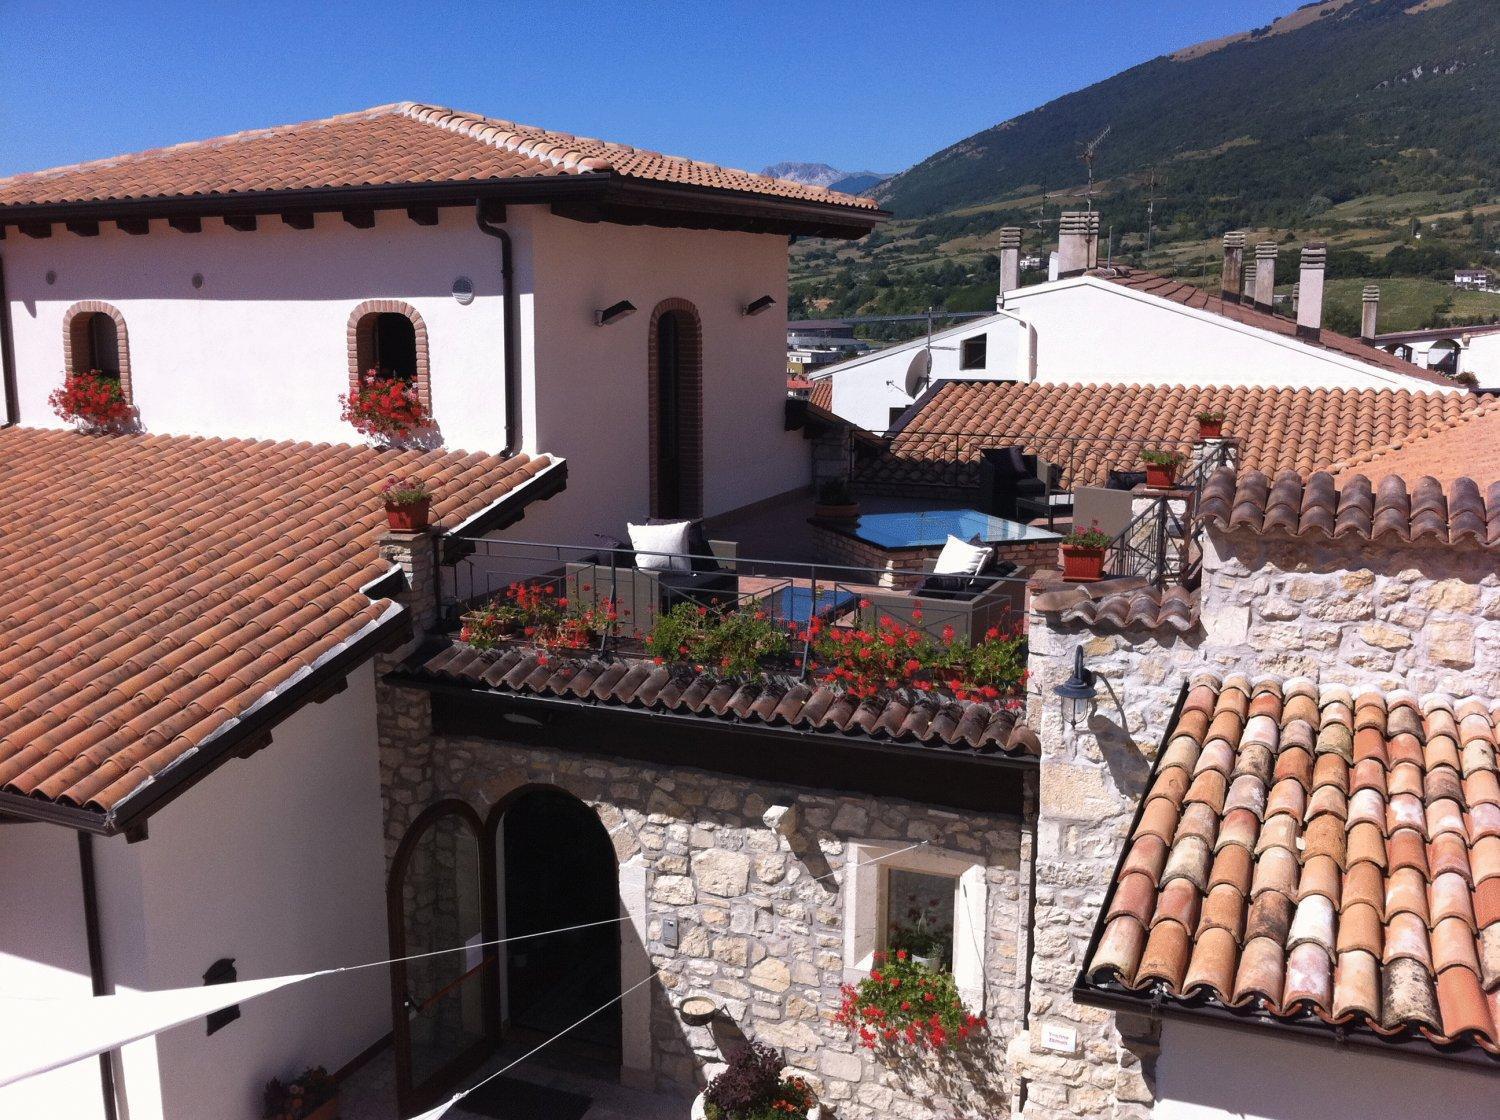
[1053,646,1097,728]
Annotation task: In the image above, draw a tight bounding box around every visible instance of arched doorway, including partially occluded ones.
[649,300,703,519]
[387,800,497,1114]
[489,787,622,1064]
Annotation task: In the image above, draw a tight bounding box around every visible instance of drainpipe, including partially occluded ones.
[0,254,20,427]
[475,202,521,455]
[78,832,120,1120]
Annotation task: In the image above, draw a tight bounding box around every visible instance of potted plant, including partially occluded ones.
[1195,410,1226,440]
[49,370,132,432]
[340,369,431,445]
[812,477,860,521]
[1141,449,1185,489]
[263,1066,338,1120]
[378,475,432,531]
[835,950,987,1052]
[691,1041,820,1120]
[1060,523,1112,582]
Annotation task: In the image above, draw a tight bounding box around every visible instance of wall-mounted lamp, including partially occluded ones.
[743,294,777,317]
[594,299,637,326]
[1052,646,1097,728]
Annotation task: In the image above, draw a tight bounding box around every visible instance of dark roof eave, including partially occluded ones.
[0,171,885,238]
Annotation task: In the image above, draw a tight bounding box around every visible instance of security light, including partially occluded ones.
[743,294,777,317]
[1053,646,1097,728]
[594,299,637,326]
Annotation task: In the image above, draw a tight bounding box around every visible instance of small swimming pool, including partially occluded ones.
[841,508,1059,551]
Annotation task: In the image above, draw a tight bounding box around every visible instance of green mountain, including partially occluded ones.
[876,0,1498,225]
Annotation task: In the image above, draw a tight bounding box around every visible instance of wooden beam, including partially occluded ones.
[224,214,257,232]
[19,222,52,239]
[168,215,201,234]
[405,205,439,226]
[342,209,375,229]
[280,211,315,230]
[65,219,100,237]
[116,217,150,236]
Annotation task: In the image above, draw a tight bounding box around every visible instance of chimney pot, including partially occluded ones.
[1221,231,1246,303]
[1295,243,1327,340]
[998,226,1023,302]
[1360,284,1380,342]
[1253,243,1278,311]
[1057,211,1100,277]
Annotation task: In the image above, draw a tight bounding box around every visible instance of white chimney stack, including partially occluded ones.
[1296,243,1327,340]
[1253,243,1278,311]
[1221,231,1246,303]
[997,227,1023,302]
[1057,211,1100,277]
[1360,284,1380,342]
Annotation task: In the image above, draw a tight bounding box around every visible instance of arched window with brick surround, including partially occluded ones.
[647,299,703,520]
[62,301,132,402]
[347,300,430,411]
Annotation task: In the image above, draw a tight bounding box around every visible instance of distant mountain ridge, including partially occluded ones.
[762,162,891,196]
[874,0,1497,222]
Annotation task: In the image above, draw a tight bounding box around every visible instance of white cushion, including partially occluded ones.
[628,520,693,572]
[932,534,991,576]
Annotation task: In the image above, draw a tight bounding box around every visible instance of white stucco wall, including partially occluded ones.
[2,208,513,450]
[822,277,1460,432]
[0,663,389,1120]
[1155,1019,1498,1120]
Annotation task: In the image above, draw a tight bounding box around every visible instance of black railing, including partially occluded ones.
[1105,440,1240,588]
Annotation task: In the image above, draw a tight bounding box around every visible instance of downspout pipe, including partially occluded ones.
[0,254,20,427]
[475,203,521,455]
[78,832,120,1120]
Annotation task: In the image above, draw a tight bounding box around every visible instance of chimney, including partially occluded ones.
[1295,243,1326,340]
[1360,284,1380,342]
[1253,243,1278,311]
[1221,231,1246,303]
[1057,211,1100,277]
[1243,259,1256,298]
[997,226,1022,303]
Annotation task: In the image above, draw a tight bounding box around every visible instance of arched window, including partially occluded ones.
[647,299,703,519]
[62,301,133,402]
[347,300,430,408]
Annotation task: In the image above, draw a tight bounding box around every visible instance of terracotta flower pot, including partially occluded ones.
[1144,463,1179,489]
[814,502,861,522]
[384,498,431,531]
[1061,544,1106,582]
[1197,419,1224,440]
[691,1092,820,1120]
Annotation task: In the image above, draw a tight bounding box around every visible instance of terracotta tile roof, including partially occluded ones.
[808,379,833,411]
[402,641,1040,757]
[1329,406,1500,488]
[0,428,557,824]
[1094,267,1454,387]
[864,381,1485,491]
[0,102,879,214]
[1030,578,1199,634]
[1199,469,1500,549]
[1081,672,1500,1064]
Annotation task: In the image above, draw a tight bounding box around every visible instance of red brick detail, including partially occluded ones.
[346,299,431,412]
[647,298,704,519]
[61,301,132,404]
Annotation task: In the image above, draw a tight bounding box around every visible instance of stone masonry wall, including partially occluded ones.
[1013,523,1500,1118]
[379,723,1031,1119]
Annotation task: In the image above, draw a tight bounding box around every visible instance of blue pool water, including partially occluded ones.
[846,508,1059,550]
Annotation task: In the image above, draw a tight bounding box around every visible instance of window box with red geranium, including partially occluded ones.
[340,369,431,445]
[460,581,620,655]
[50,369,133,433]
[836,951,987,1053]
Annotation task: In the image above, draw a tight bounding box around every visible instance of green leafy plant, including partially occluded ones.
[703,1041,815,1119]
[816,477,856,505]
[646,602,789,676]
[1195,410,1226,423]
[805,610,1026,702]
[836,952,986,1051]
[378,475,432,506]
[1061,523,1113,550]
[461,581,619,652]
[1140,449,1185,467]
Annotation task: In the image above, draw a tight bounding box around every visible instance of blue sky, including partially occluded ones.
[0,0,1299,178]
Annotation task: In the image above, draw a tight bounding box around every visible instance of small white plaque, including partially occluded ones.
[1040,1021,1079,1055]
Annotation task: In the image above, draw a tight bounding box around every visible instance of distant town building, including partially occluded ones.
[1454,268,1496,291]
[786,317,871,375]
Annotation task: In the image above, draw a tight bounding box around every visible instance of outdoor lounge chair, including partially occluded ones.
[977,446,1061,524]
[563,533,739,631]
[850,558,1022,643]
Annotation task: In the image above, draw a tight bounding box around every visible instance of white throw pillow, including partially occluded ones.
[933,534,991,577]
[628,520,693,572]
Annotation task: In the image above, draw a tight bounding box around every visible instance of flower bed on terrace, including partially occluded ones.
[459,581,1026,707]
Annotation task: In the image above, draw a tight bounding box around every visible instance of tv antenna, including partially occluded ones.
[1145,168,1159,253]
[1078,126,1111,212]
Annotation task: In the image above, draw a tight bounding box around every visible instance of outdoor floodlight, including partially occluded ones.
[594,299,638,326]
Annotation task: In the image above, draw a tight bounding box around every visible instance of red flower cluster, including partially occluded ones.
[49,370,131,430]
[461,580,619,653]
[339,370,429,441]
[835,951,986,1052]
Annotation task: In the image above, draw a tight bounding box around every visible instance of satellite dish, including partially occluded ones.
[904,348,932,398]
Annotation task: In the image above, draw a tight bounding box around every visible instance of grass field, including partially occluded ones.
[1323,278,1500,333]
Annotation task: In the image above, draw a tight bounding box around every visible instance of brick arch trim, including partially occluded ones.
[347,300,432,411]
[647,298,704,520]
[62,301,133,403]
